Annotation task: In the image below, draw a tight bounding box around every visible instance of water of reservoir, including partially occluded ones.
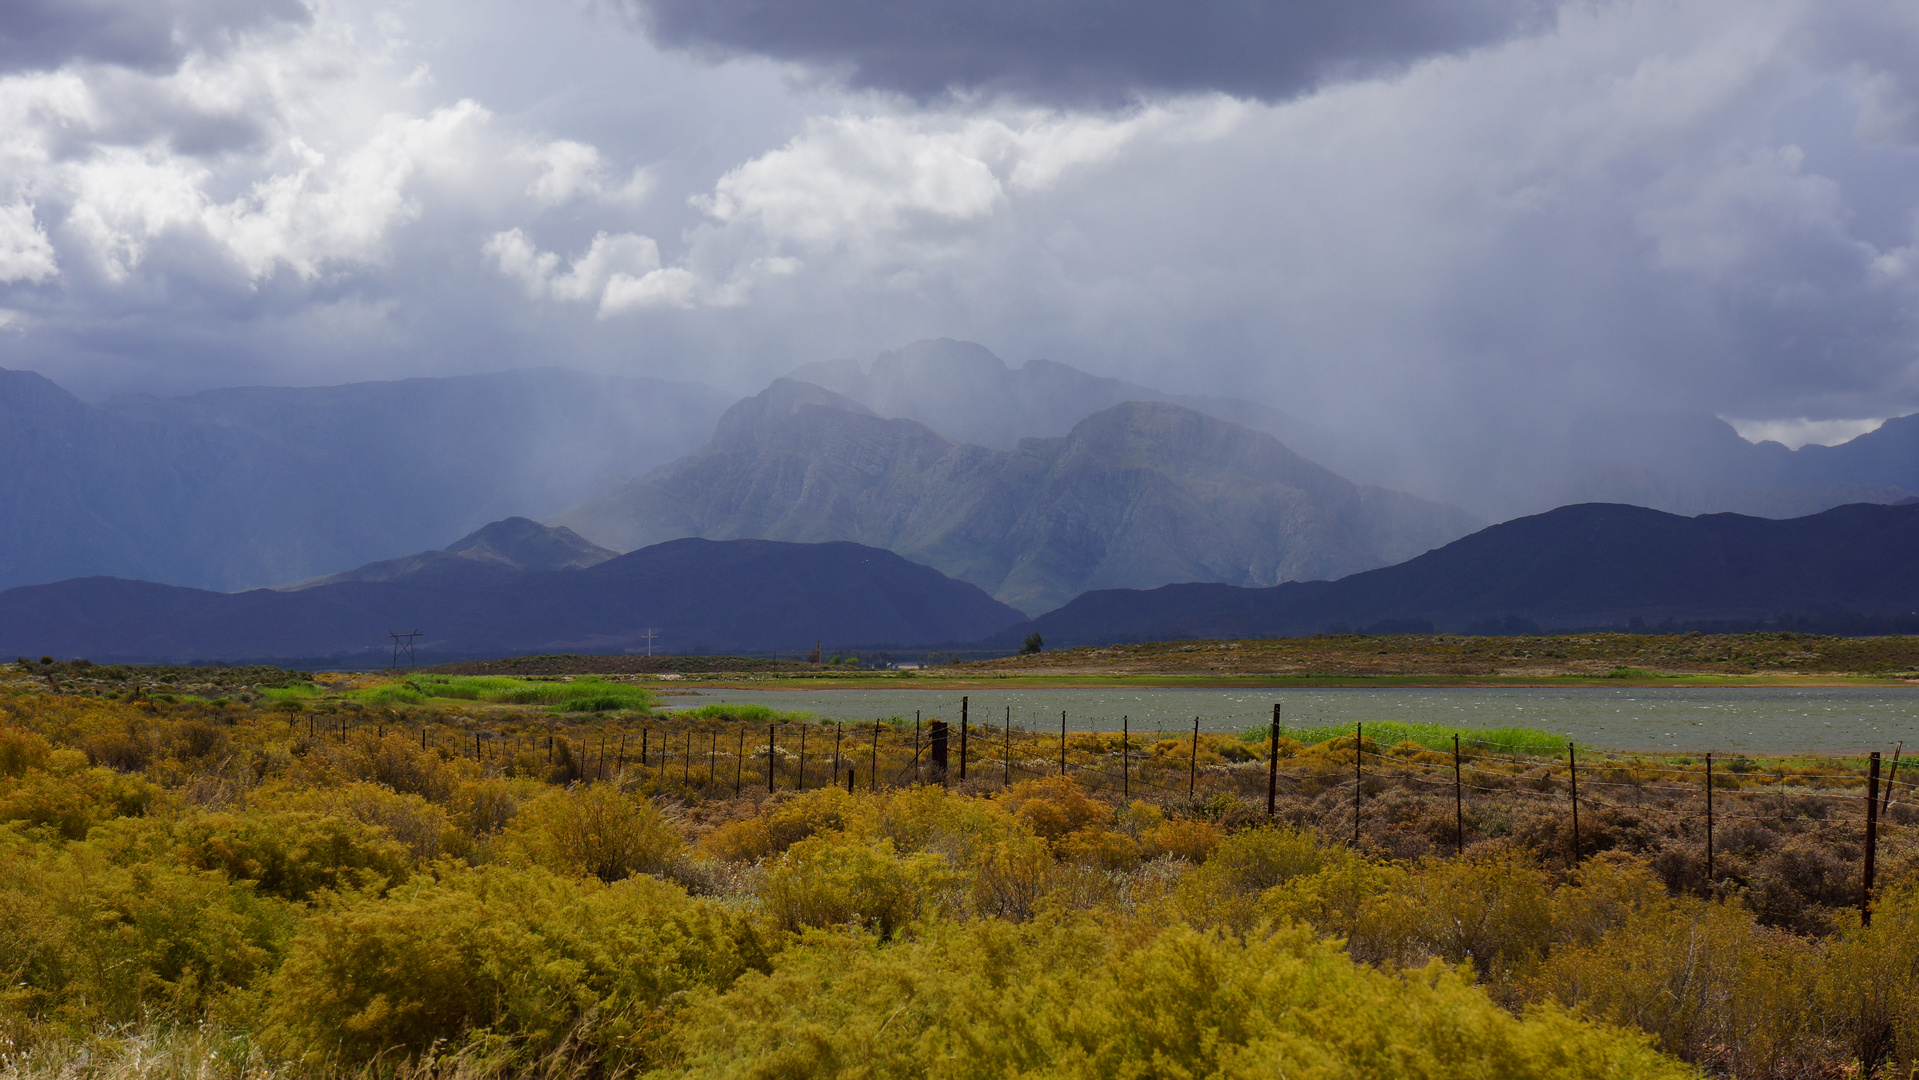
[661,685,1919,755]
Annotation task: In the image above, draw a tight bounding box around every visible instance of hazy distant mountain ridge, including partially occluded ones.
[788,338,1334,454]
[286,518,616,589]
[0,367,730,592]
[787,339,1918,522]
[1005,501,1919,646]
[553,380,1484,614]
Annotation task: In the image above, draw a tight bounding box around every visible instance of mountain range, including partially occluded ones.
[0,367,730,592]
[3,338,1914,625]
[551,378,1482,615]
[10,500,1913,663]
[779,339,1919,523]
[1005,501,1919,646]
[0,521,1019,664]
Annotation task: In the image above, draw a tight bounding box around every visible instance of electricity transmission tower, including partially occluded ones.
[389,630,422,668]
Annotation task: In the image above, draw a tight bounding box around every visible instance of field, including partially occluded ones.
[952,632,1919,683]
[4,657,1919,1077]
[380,633,1919,688]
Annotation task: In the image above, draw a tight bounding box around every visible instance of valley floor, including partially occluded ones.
[3,660,1918,1076]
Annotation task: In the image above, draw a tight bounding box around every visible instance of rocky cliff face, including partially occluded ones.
[553,382,1482,614]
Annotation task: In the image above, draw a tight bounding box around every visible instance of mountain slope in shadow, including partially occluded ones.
[0,529,1023,664]
[1003,502,1919,646]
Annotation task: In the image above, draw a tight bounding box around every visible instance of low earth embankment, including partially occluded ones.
[959,631,1919,683]
[1,662,1916,1077]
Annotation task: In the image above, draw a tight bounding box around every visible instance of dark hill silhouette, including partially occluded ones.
[0,535,1023,664]
[1002,502,1919,646]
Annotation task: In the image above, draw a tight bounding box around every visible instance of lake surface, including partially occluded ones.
[663,685,1919,754]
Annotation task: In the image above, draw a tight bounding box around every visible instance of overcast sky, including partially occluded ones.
[1,0,1915,451]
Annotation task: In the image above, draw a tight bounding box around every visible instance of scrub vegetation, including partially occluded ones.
[1,663,1916,1078]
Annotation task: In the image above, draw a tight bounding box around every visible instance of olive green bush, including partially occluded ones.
[260,863,766,1071]
[503,782,681,882]
[668,916,1691,1080]
[760,832,958,939]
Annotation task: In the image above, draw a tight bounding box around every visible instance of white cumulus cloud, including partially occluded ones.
[691,103,1225,248]
[483,227,697,314]
[0,203,58,282]
[521,139,653,206]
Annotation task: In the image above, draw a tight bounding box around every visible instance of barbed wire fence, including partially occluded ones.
[305,695,1914,923]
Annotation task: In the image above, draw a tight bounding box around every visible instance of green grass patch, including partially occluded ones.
[1241,719,1574,755]
[664,702,821,725]
[347,676,658,712]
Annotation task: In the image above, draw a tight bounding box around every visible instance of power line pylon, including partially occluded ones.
[389,630,422,668]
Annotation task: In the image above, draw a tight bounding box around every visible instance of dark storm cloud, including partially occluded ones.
[619,0,1557,103]
[0,0,309,75]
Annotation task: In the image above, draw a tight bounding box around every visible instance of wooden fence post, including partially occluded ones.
[1865,750,1882,926]
[1122,715,1129,800]
[708,731,717,784]
[640,728,647,767]
[871,722,880,791]
[798,726,806,790]
[1004,707,1011,787]
[1060,711,1067,776]
[833,723,842,786]
[767,725,776,793]
[736,727,745,794]
[915,712,922,784]
[1266,703,1280,817]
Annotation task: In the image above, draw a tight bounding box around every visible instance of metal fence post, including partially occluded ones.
[959,696,968,781]
[1865,750,1882,926]
[1454,733,1463,856]
[1353,722,1362,846]
[1569,742,1579,865]
[1705,753,1714,891]
[1266,703,1280,816]
[1190,717,1199,798]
